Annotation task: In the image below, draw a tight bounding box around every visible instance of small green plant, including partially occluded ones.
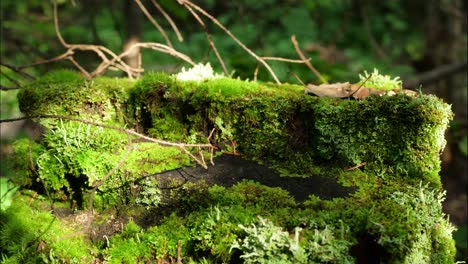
[190,206,241,262]
[0,194,93,263]
[231,216,307,264]
[0,179,19,210]
[358,68,402,91]
[135,177,162,209]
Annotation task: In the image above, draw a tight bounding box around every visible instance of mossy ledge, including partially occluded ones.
[4,69,456,263]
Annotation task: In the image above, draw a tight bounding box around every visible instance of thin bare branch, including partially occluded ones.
[123,42,194,65]
[185,4,229,75]
[53,0,69,48]
[1,71,21,87]
[253,64,260,82]
[48,0,194,79]
[68,57,92,78]
[0,63,35,79]
[89,131,133,211]
[262,57,310,64]
[291,35,327,84]
[0,85,19,91]
[19,50,75,68]
[150,0,183,42]
[180,146,208,169]
[92,132,133,190]
[345,162,367,171]
[179,0,281,84]
[1,114,214,166]
[289,71,305,86]
[134,0,173,48]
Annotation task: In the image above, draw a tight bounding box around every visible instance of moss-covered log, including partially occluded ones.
[6,70,456,263]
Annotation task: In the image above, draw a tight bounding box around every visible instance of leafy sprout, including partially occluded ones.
[358,68,403,91]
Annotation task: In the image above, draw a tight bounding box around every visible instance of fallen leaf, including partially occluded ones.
[305,83,418,99]
[305,82,356,98]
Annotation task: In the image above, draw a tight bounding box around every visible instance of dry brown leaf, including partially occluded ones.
[305,83,417,99]
[305,82,356,98]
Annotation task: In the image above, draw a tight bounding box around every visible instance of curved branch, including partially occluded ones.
[53,0,69,48]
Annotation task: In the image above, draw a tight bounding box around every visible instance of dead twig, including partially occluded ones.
[261,57,310,64]
[289,71,305,86]
[134,0,174,48]
[53,0,69,48]
[291,35,327,84]
[349,73,372,98]
[345,162,367,171]
[0,71,21,89]
[253,64,260,81]
[1,114,214,168]
[0,85,19,91]
[178,0,281,84]
[0,63,35,79]
[177,240,182,264]
[0,62,36,90]
[185,4,229,75]
[150,0,183,42]
[51,0,193,79]
[89,131,133,211]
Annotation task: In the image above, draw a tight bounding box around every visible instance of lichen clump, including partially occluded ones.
[175,62,224,81]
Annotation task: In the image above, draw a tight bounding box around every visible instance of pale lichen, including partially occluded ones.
[175,63,224,82]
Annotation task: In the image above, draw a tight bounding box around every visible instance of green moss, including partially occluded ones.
[10,70,456,262]
[0,193,94,263]
[126,72,452,185]
[18,70,133,123]
[313,94,452,186]
[17,71,452,184]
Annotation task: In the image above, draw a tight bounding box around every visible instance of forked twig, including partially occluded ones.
[178,0,281,84]
[185,4,229,75]
[50,0,193,79]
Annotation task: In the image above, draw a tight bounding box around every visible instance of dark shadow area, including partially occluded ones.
[157,154,356,202]
[350,233,389,264]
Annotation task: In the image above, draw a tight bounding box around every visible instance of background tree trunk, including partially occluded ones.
[425,0,467,225]
[123,0,142,72]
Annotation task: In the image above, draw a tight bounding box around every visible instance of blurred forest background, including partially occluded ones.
[1,0,467,257]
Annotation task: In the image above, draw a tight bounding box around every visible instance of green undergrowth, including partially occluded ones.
[4,70,457,262]
[0,191,94,263]
[1,179,456,263]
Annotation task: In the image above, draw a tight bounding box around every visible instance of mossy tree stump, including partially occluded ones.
[6,70,456,263]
